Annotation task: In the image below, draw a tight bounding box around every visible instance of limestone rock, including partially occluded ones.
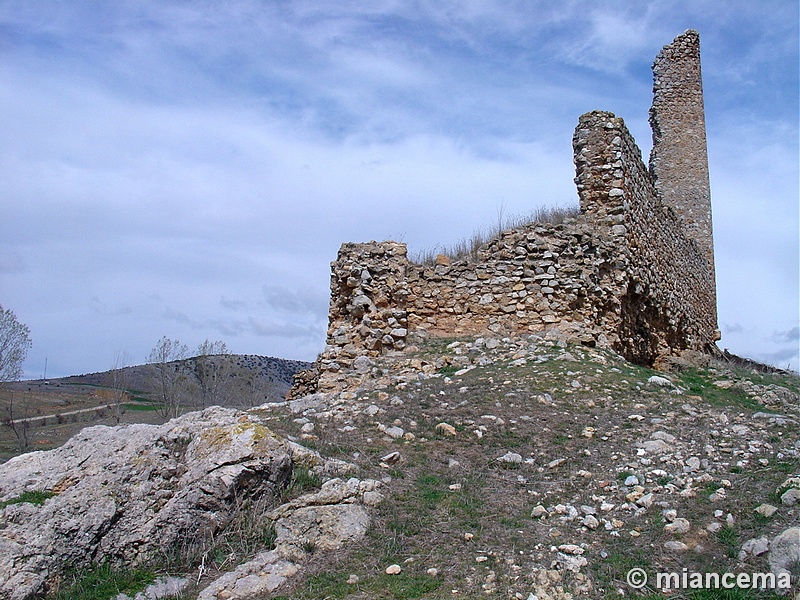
[648,375,675,388]
[274,503,370,562]
[289,393,330,414]
[116,576,189,600]
[497,451,523,464]
[664,518,690,534]
[739,537,769,559]
[755,504,778,518]
[781,488,800,506]
[435,422,457,436]
[268,477,381,562]
[639,439,672,454]
[582,515,599,530]
[385,426,405,439]
[768,527,800,589]
[196,477,379,598]
[664,541,689,552]
[531,505,548,519]
[197,551,299,600]
[0,407,293,600]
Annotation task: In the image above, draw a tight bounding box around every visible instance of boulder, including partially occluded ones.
[0,407,292,600]
[196,551,298,600]
[768,527,800,592]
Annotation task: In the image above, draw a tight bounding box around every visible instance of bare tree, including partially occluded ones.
[146,337,189,418]
[0,305,32,383]
[1,306,33,452]
[194,339,233,407]
[109,351,131,424]
[2,390,31,453]
[231,367,262,408]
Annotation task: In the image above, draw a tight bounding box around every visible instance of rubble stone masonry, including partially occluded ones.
[289,31,720,397]
[649,30,717,315]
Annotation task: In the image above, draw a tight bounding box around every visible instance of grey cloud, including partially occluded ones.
[754,347,799,372]
[773,327,800,343]
[246,317,322,341]
[722,322,744,334]
[260,285,328,318]
[220,296,247,311]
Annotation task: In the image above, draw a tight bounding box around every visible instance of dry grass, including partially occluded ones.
[410,203,581,265]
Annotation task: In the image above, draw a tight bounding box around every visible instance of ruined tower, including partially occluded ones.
[649,30,717,319]
[288,31,723,398]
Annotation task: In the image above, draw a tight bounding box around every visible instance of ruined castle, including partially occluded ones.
[290,30,721,397]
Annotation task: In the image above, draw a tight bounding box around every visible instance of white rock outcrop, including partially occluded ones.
[0,406,380,600]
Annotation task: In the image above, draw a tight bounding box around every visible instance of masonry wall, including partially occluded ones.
[289,31,720,397]
[573,111,719,365]
[649,30,717,315]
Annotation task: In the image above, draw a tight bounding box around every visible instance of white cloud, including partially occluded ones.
[1,0,797,378]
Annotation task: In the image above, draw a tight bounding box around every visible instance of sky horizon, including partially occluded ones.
[2,1,798,379]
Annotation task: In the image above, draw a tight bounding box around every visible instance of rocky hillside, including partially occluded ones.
[0,334,798,599]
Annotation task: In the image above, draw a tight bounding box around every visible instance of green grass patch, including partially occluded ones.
[416,473,446,507]
[593,546,652,594]
[287,571,351,599]
[774,460,798,474]
[0,490,56,509]
[123,403,160,411]
[48,563,155,600]
[437,365,460,376]
[677,369,766,411]
[445,486,484,529]
[716,525,739,558]
[285,569,442,600]
[618,470,634,482]
[281,465,322,501]
[380,571,442,598]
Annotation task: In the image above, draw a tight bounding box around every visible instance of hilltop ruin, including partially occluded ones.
[290,30,721,398]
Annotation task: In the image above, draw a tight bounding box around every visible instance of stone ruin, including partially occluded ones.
[289,30,721,398]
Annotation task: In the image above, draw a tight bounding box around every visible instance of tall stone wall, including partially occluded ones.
[573,111,719,365]
[288,31,720,397]
[649,30,717,318]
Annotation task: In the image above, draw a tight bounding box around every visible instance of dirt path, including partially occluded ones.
[7,404,117,426]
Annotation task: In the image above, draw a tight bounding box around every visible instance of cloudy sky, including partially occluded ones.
[1,0,798,379]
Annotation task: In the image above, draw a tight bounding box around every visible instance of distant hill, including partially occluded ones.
[0,354,311,461]
[57,354,312,406]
